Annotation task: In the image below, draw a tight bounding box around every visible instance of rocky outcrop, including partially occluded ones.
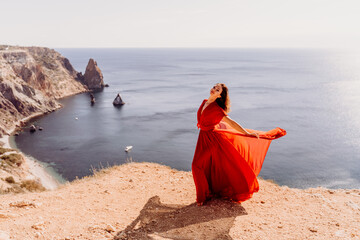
[0,45,88,136]
[83,58,104,89]
[113,93,125,106]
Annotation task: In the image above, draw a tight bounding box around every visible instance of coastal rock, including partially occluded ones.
[30,125,36,132]
[308,227,318,233]
[0,46,106,198]
[31,221,45,230]
[113,93,125,106]
[83,59,104,89]
[76,72,85,81]
[0,45,88,137]
[105,224,116,232]
[9,201,37,208]
[1,46,86,99]
[90,93,95,105]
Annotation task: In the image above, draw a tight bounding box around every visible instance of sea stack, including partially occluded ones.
[113,93,125,106]
[90,93,95,105]
[83,58,104,89]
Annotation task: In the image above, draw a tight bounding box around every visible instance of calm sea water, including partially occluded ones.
[13,48,360,189]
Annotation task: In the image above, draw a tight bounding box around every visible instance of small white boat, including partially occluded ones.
[125,146,133,152]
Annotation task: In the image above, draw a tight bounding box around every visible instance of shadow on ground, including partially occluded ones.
[114,196,247,240]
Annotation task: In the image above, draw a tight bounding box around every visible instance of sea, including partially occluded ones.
[11,48,360,189]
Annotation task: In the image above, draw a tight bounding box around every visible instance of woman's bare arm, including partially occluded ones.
[222,116,259,138]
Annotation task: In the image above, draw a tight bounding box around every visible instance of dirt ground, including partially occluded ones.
[0,162,359,240]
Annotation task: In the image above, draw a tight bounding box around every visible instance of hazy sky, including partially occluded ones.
[1,0,359,48]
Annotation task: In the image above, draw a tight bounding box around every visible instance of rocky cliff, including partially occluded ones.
[0,45,88,136]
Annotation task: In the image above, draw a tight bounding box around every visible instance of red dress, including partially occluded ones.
[192,99,286,203]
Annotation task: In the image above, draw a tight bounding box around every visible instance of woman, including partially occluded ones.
[192,83,286,205]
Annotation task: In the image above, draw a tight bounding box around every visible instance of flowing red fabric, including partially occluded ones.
[192,99,286,203]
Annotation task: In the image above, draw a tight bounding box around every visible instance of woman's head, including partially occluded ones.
[211,83,230,113]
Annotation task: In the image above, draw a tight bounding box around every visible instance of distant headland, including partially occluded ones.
[0,45,104,193]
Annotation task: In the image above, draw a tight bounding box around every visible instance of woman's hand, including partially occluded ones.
[248,132,259,139]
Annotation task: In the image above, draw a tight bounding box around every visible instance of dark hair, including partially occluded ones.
[215,83,230,113]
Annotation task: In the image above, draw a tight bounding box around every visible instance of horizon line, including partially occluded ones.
[1,44,350,50]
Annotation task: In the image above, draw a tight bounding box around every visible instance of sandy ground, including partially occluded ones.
[0,162,359,240]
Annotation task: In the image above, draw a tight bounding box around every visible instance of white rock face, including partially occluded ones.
[0,45,88,136]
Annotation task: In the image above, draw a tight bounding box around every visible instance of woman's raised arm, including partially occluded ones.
[222,116,259,138]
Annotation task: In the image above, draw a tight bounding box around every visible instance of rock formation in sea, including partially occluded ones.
[83,58,104,89]
[113,93,125,106]
[0,45,88,136]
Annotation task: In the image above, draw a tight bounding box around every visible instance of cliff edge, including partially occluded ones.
[0,162,359,239]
